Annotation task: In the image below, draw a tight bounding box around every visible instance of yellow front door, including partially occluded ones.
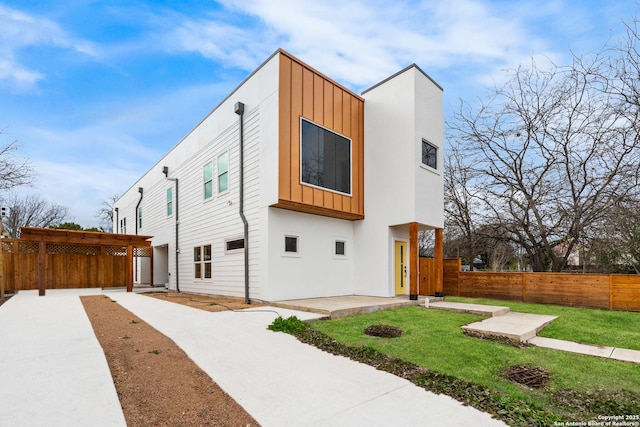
[394,241,407,295]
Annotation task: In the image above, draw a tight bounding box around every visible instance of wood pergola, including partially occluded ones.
[1,227,153,296]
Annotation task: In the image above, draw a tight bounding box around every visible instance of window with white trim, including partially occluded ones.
[120,217,126,234]
[217,152,229,193]
[194,244,212,279]
[167,187,173,216]
[284,235,299,255]
[225,238,245,253]
[203,162,213,200]
[422,139,437,170]
[334,239,346,256]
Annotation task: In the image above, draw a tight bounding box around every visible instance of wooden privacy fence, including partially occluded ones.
[442,259,640,312]
[0,227,153,296]
[419,257,443,296]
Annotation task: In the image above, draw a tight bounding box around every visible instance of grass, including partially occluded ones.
[307,304,640,425]
[445,296,640,350]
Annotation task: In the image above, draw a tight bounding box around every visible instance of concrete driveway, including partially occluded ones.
[0,289,507,427]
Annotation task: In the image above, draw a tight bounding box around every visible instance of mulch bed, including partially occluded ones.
[81,295,258,426]
[503,365,550,389]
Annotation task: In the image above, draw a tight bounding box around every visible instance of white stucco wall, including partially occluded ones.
[354,65,444,297]
[413,68,445,228]
[263,207,355,301]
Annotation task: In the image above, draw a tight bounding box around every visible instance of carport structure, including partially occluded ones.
[0,227,153,296]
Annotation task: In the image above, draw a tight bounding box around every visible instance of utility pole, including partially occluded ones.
[0,205,6,237]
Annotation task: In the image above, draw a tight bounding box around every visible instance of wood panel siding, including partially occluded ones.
[275,51,365,220]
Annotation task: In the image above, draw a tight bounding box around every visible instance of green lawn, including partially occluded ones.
[445,296,640,350]
[310,304,640,424]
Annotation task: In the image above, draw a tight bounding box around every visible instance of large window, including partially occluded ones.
[194,244,212,279]
[422,139,438,170]
[203,162,213,199]
[166,187,173,216]
[301,118,351,195]
[218,152,229,193]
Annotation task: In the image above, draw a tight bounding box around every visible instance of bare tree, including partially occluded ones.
[96,194,119,233]
[418,229,434,257]
[1,193,68,237]
[0,135,33,191]
[586,186,640,273]
[448,55,640,271]
[443,144,484,270]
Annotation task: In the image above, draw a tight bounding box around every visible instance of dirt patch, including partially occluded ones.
[81,295,258,426]
[144,292,264,312]
[364,324,403,338]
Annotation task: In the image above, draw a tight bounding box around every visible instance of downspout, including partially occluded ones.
[134,187,143,282]
[163,167,180,292]
[235,101,250,304]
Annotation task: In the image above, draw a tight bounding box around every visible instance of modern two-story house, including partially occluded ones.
[113,49,444,302]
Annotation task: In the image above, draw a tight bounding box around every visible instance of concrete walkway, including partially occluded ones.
[0,289,507,427]
[0,289,126,427]
[428,300,640,364]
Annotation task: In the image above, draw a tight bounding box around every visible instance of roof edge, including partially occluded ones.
[361,63,443,95]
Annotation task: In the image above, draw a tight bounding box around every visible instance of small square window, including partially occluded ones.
[284,236,298,254]
[422,140,437,169]
[335,240,346,256]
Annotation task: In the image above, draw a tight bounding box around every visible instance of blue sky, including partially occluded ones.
[0,0,637,228]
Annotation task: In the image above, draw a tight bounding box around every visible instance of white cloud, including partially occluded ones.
[205,0,566,92]
[12,79,236,225]
[0,5,96,89]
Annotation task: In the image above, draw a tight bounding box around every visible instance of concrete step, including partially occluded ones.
[427,301,510,317]
[461,312,557,342]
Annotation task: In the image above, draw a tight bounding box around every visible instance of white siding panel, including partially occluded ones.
[178,107,262,299]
